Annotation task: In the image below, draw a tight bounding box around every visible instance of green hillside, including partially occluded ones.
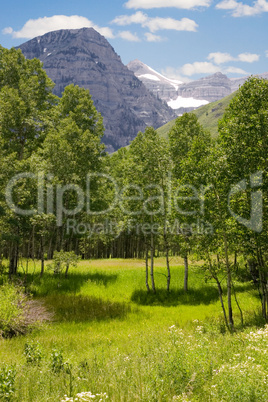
[157,91,237,139]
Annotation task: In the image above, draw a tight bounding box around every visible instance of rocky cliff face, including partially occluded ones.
[128,60,232,105]
[176,72,231,102]
[18,28,176,152]
[230,72,268,92]
[128,60,233,115]
[127,59,181,103]
[128,60,268,116]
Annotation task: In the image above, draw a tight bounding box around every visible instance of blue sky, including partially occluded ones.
[1,0,267,81]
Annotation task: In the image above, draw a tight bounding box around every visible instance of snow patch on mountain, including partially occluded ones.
[146,64,183,86]
[168,96,209,110]
[138,74,160,81]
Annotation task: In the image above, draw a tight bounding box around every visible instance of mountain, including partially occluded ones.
[127,60,231,115]
[127,59,182,103]
[128,60,268,116]
[17,28,176,152]
[230,72,268,92]
[175,72,231,103]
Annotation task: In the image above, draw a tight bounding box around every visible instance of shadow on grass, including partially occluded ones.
[132,281,255,307]
[131,287,219,306]
[44,294,131,322]
[27,272,118,297]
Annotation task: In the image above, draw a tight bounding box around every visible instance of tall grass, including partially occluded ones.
[0,257,262,401]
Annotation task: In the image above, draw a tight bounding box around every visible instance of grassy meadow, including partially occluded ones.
[0,257,267,401]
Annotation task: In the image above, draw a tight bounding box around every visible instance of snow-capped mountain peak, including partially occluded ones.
[127,59,182,104]
[127,60,234,115]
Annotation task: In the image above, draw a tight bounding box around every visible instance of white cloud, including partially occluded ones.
[124,0,211,9]
[238,52,260,62]
[144,32,164,41]
[181,61,220,76]
[216,0,238,9]
[145,17,198,32]
[208,52,235,64]
[230,3,260,17]
[180,61,248,76]
[112,11,148,26]
[117,31,141,41]
[2,15,114,39]
[112,12,198,32]
[216,0,268,17]
[225,66,248,74]
[161,67,191,82]
[265,50,268,57]
[176,50,256,77]
[2,27,13,35]
[95,27,115,39]
[162,61,249,80]
[259,0,268,11]
[208,51,260,64]
[145,32,165,42]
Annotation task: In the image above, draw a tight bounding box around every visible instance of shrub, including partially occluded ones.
[0,283,27,337]
[24,340,43,365]
[0,283,52,338]
[0,258,6,276]
[0,366,16,401]
[47,251,79,277]
[50,348,64,373]
[210,361,268,401]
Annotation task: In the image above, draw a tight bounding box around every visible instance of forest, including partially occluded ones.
[0,45,268,401]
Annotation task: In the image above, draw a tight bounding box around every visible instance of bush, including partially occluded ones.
[47,251,79,277]
[24,340,44,365]
[210,361,268,401]
[0,283,27,337]
[50,348,64,373]
[0,258,7,285]
[0,283,52,338]
[0,259,5,276]
[0,366,16,401]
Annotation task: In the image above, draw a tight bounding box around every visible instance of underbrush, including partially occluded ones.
[1,322,268,401]
[0,282,52,338]
[0,283,30,338]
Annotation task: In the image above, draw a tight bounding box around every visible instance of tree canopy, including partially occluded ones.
[0,47,267,329]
